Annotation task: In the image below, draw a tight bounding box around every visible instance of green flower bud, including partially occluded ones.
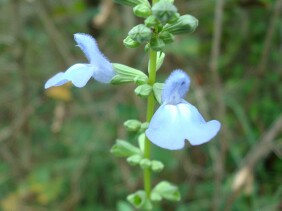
[144,15,159,27]
[110,139,141,157]
[152,0,178,24]
[127,191,146,209]
[128,24,152,43]
[152,181,181,201]
[127,154,142,166]
[123,36,140,48]
[150,37,165,51]
[134,84,152,97]
[159,31,175,44]
[150,192,162,202]
[111,63,148,85]
[151,160,164,172]
[114,0,149,7]
[133,4,151,18]
[124,119,142,131]
[163,14,198,35]
[140,158,151,169]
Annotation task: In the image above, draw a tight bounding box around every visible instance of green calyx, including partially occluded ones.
[152,0,178,24]
[111,63,148,85]
[163,14,198,34]
[128,24,152,43]
[114,0,149,7]
[110,139,141,157]
[124,119,142,132]
[134,84,152,97]
[133,4,151,18]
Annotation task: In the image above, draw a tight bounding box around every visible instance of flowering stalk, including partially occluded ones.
[144,49,157,197]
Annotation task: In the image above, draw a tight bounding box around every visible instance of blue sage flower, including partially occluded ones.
[146,70,221,150]
[45,33,115,89]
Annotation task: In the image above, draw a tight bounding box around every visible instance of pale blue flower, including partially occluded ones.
[146,70,221,150]
[45,33,115,89]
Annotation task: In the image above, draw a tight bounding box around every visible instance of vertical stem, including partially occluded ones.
[143,49,157,198]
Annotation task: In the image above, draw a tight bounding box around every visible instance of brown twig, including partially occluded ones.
[209,0,226,210]
[258,0,282,75]
[92,0,113,28]
[224,115,282,211]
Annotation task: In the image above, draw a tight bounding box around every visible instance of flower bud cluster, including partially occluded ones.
[122,0,198,51]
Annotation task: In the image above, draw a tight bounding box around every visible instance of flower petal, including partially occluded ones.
[146,101,221,150]
[64,63,95,88]
[146,104,186,150]
[177,102,221,145]
[44,64,95,89]
[45,72,69,89]
[162,70,190,104]
[74,33,115,83]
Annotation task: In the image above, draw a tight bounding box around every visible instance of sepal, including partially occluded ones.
[127,154,142,166]
[127,190,152,210]
[159,31,175,44]
[163,14,198,35]
[153,83,164,104]
[133,4,151,18]
[110,139,141,157]
[128,24,152,43]
[151,160,164,172]
[123,36,141,48]
[140,158,151,169]
[138,133,146,153]
[152,181,181,201]
[134,84,152,97]
[111,63,148,85]
[156,52,165,71]
[124,119,142,132]
[150,37,165,51]
[144,15,159,27]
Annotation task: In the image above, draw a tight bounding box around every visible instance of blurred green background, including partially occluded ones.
[0,0,282,210]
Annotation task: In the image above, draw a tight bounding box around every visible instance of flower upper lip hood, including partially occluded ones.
[44,33,115,89]
[146,70,221,150]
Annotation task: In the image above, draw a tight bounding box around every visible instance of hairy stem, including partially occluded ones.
[144,49,157,198]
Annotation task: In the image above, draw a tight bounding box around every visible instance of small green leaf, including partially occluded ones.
[127,154,143,166]
[152,181,181,201]
[151,160,164,172]
[134,84,152,97]
[110,139,141,157]
[124,119,142,132]
[140,158,151,169]
[153,83,164,104]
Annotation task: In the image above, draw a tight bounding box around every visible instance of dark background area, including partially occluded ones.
[0,0,281,210]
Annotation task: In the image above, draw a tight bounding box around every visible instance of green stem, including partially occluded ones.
[143,49,157,199]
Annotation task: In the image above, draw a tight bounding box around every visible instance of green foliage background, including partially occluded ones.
[0,0,281,210]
